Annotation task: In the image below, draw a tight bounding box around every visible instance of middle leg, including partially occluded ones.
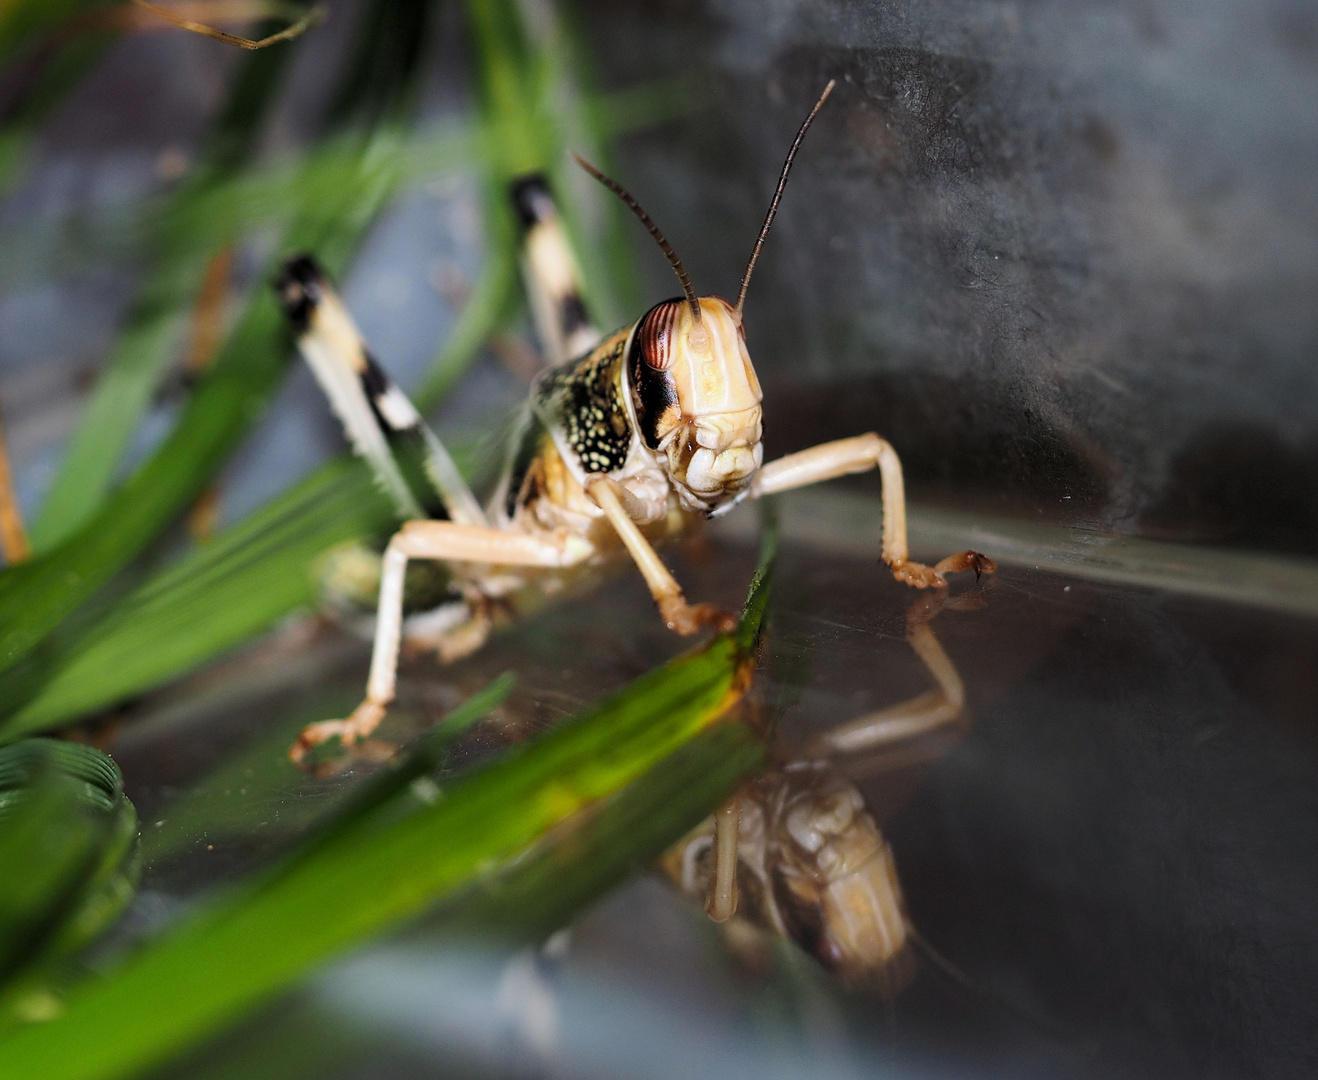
[290,520,592,763]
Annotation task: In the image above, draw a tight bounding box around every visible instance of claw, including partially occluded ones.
[659,596,737,636]
[888,560,943,590]
[889,550,996,591]
[288,700,388,767]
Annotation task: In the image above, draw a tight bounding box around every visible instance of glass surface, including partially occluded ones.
[97,512,1318,1080]
[2,6,1313,1076]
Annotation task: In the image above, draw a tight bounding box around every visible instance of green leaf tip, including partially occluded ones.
[735,519,779,654]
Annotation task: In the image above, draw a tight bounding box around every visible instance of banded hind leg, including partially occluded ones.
[276,256,486,528]
[289,522,592,764]
[510,175,601,366]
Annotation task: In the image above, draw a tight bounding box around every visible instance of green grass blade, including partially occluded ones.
[170,707,767,1080]
[465,0,545,179]
[28,270,203,550]
[445,718,765,942]
[0,560,770,1080]
[29,34,306,549]
[0,143,402,677]
[275,673,517,861]
[0,460,391,739]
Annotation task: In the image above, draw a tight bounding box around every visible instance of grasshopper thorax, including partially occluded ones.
[627,296,763,513]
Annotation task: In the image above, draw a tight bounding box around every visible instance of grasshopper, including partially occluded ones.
[275,81,993,763]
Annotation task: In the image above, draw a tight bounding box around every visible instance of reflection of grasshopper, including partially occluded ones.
[661,593,978,993]
[275,81,992,762]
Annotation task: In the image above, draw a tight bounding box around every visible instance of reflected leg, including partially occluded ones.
[805,593,970,760]
[705,797,741,923]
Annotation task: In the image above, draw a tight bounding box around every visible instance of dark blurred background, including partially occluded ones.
[5,0,1317,553]
[2,3,1317,1080]
[580,0,1318,552]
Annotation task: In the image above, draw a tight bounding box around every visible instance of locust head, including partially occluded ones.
[574,78,833,515]
[627,295,763,512]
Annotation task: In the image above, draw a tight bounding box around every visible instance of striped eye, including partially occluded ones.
[637,300,682,370]
[629,300,682,449]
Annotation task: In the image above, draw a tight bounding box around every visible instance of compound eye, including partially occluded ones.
[637,300,682,371]
[629,300,683,450]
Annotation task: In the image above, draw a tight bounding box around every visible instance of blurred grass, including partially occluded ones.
[0,0,429,677]
[0,739,139,1028]
[28,29,307,549]
[0,7,764,1078]
[0,537,773,1080]
[0,0,692,738]
[0,458,391,738]
[0,124,475,297]
[0,142,400,673]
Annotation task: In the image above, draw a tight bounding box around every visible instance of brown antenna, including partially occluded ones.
[572,152,702,324]
[734,79,835,319]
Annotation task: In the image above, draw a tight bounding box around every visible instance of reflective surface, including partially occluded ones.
[4,5,1314,1077]
[97,509,1318,1080]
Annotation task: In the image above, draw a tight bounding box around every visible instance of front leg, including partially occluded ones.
[586,476,735,635]
[291,521,592,764]
[750,433,995,589]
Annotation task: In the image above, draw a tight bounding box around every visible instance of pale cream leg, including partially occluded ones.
[586,476,735,636]
[705,797,741,923]
[805,598,966,759]
[751,433,994,589]
[290,521,592,763]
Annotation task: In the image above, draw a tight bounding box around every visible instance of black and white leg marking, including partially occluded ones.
[511,175,601,367]
[276,255,487,527]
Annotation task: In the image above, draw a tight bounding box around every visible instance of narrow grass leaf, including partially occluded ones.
[0,144,400,676]
[29,39,304,549]
[0,569,767,1080]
